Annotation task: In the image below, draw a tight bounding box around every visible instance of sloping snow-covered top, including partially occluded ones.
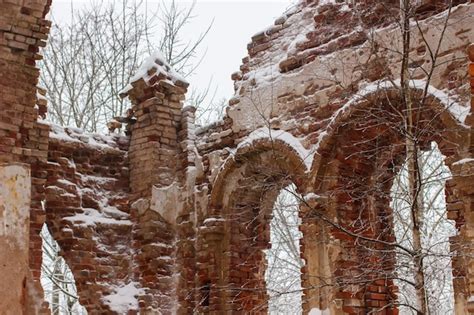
[102,282,144,313]
[49,123,127,150]
[303,192,321,202]
[453,157,474,166]
[233,127,315,171]
[308,308,330,315]
[308,79,470,155]
[342,79,470,126]
[120,50,188,96]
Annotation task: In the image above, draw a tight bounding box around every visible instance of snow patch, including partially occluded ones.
[203,217,225,224]
[49,123,125,150]
[36,91,46,101]
[102,282,144,313]
[453,158,474,166]
[287,32,307,55]
[303,192,321,202]
[309,308,330,315]
[120,50,187,95]
[63,208,131,227]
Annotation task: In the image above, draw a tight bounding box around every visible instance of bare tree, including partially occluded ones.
[40,0,212,132]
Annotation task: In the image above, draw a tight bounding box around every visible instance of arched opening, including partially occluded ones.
[40,224,87,315]
[391,142,456,314]
[202,137,316,313]
[308,86,468,313]
[265,184,304,314]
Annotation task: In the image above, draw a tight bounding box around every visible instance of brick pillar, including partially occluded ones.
[196,215,226,314]
[123,55,189,312]
[449,43,474,314]
[300,195,339,314]
[127,78,188,198]
[327,157,398,314]
[0,0,51,312]
[175,106,200,314]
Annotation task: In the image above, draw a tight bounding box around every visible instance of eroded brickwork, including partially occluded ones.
[44,126,131,312]
[0,0,473,314]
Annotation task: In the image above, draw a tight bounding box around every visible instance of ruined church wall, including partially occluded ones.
[195,1,473,194]
[1,0,473,313]
[185,1,474,313]
[193,0,473,237]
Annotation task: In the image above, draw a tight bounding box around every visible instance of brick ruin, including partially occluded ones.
[0,0,473,314]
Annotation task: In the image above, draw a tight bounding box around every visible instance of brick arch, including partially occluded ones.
[210,136,310,210]
[310,83,468,177]
[303,85,469,313]
[198,138,314,313]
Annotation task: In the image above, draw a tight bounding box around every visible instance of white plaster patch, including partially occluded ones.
[0,164,30,249]
[150,182,184,224]
[208,150,228,184]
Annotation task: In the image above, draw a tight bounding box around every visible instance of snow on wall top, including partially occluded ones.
[232,127,315,171]
[49,123,129,151]
[119,50,189,96]
[340,79,471,126]
[234,0,348,88]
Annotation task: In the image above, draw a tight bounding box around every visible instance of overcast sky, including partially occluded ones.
[50,0,296,104]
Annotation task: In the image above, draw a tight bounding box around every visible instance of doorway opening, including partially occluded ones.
[265,184,304,314]
[391,142,456,314]
[40,224,87,315]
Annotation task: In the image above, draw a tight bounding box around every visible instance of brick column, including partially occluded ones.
[196,216,226,314]
[449,43,474,314]
[122,55,189,312]
[300,195,339,314]
[126,79,188,198]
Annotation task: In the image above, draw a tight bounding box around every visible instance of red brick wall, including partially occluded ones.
[44,125,131,312]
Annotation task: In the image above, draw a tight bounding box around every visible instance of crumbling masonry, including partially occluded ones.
[0,0,474,314]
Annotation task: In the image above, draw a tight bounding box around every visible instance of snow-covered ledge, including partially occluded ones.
[229,127,315,172]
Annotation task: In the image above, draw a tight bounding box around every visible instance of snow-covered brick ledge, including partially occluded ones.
[49,123,129,151]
